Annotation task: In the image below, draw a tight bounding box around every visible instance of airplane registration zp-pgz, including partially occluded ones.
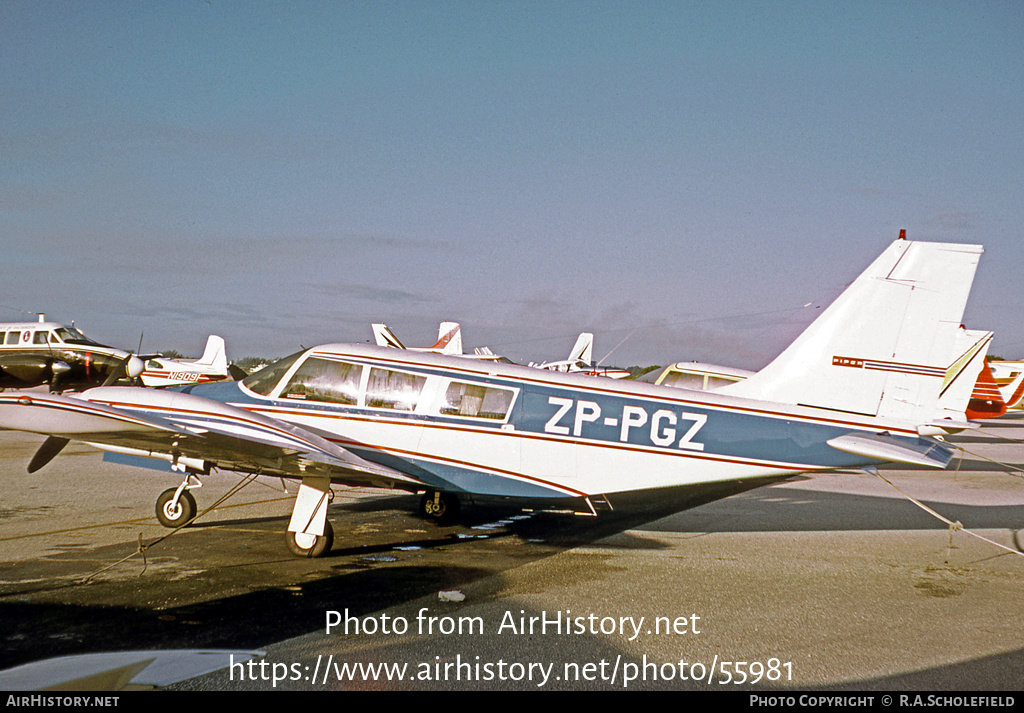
[0,236,989,557]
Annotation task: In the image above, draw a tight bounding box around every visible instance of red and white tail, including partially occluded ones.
[429,322,463,355]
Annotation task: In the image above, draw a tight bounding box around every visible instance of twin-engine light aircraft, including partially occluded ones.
[0,237,991,557]
[0,316,144,392]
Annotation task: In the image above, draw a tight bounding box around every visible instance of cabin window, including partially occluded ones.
[366,368,426,411]
[33,331,49,344]
[660,372,707,389]
[2,332,16,345]
[282,357,362,405]
[441,382,514,420]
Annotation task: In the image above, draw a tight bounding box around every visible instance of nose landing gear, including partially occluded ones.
[155,484,198,528]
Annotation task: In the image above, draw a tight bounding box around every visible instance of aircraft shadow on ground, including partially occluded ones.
[0,486,739,670]
[632,483,1024,537]
[1,477,1021,675]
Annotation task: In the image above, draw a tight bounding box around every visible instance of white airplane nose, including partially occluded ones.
[126,355,145,378]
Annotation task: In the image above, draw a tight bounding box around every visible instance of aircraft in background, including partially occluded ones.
[643,327,1013,420]
[988,360,1024,411]
[138,335,246,387]
[372,321,462,355]
[0,236,992,558]
[374,322,509,362]
[531,333,631,379]
[0,316,143,392]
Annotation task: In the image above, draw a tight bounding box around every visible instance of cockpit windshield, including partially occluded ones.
[241,351,305,396]
[53,327,103,346]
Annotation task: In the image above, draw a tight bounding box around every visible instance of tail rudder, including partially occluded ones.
[568,333,594,364]
[372,323,406,349]
[195,335,228,371]
[721,236,984,429]
[431,322,463,355]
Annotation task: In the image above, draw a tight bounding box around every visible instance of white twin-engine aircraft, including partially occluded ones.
[0,237,989,558]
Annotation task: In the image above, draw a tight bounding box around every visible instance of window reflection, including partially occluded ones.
[366,368,426,411]
[283,357,363,404]
[242,351,304,396]
[441,382,513,420]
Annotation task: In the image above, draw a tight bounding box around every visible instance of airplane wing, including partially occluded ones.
[0,388,421,490]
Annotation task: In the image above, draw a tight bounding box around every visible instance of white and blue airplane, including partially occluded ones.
[0,236,989,557]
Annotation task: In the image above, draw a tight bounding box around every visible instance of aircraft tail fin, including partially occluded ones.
[721,236,984,429]
[372,324,406,349]
[430,322,463,355]
[194,335,228,371]
[568,333,594,364]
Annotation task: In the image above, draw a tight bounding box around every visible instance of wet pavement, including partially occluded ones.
[1,418,1022,690]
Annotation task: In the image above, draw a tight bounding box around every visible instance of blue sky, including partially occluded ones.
[3,1,1022,368]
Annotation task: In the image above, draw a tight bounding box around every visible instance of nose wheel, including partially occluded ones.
[155,487,198,528]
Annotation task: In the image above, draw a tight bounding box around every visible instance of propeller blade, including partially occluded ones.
[28,436,70,473]
[102,355,135,387]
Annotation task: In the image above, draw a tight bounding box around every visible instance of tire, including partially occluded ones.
[285,520,334,558]
[155,488,197,528]
[419,491,460,522]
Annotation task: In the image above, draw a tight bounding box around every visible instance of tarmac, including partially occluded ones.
[0,414,1022,691]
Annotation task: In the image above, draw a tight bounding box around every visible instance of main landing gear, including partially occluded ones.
[151,480,462,559]
[419,490,460,522]
[285,521,335,558]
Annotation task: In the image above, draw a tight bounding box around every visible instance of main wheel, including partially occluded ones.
[285,520,334,558]
[155,488,197,528]
[419,491,460,522]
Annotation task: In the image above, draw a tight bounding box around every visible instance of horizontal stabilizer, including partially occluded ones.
[827,432,955,469]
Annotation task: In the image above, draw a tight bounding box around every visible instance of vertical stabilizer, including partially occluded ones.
[569,333,594,364]
[721,238,983,427]
[194,335,228,370]
[432,322,463,355]
[372,324,406,349]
